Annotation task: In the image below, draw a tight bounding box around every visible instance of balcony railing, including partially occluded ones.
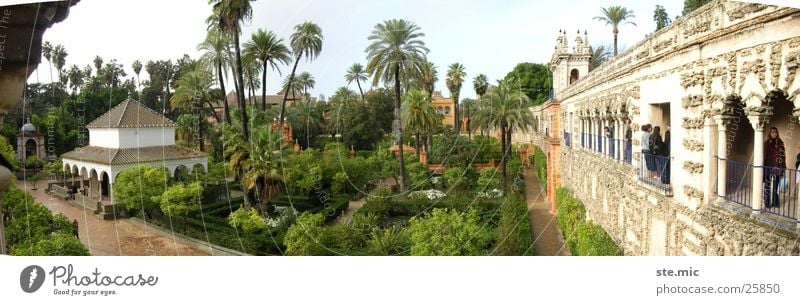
[719,158,753,209]
[715,158,799,221]
[623,140,632,165]
[638,153,671,193]
[564,131,571,147]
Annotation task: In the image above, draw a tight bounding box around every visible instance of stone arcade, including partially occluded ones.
[523,0,800,255]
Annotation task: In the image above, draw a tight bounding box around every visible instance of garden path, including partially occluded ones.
[524,168,570,256]
[16,180,210,256]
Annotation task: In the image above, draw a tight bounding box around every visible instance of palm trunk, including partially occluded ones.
[233,31,249,141]
[453,94,460,135]
[415,132,421,160]
[198,114,205,152]
[280,55,302,128]
[262,59,268,111]
[394,65,406,192]
[613,29,619,56]
[500,124,507,189]
[205,100,220,123]
[216,60,231,124]
[356,79,365,103]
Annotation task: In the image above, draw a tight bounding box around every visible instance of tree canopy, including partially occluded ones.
[503,63,552,106]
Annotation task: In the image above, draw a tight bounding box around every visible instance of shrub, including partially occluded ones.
[407,208,492,256]
[407,161,432,190]
[534,146,547,186]
[11,233,90,256]
[356,187,393,220]
[492,196,533,256]
[476,168,500,192]
[443,166,466,189]
[24,155,45,169]
[555,187,622,256]
[368,226,410,255]
[228,208,268,233]
[283,212,328,256]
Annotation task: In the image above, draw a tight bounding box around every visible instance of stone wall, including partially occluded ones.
[559,147,799,255]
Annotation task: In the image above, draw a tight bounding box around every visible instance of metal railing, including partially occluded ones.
[719,158,753,209]
[638,153,671,193]
[761,165,798,220]
[606,137,616,158]
[564,131,571,147]
[623,140,632,164]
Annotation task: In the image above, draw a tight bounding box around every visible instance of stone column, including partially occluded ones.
[714,115,732,197]
[702,115,718,205]
[748,112,770,213]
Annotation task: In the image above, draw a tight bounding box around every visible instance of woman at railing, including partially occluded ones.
[661,124,671,185]
[764,127,786,209]
[642,124,656,178]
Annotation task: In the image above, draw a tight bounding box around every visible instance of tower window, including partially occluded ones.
[570,69,579,85]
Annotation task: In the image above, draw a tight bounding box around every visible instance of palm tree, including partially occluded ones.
[51,44,68,88]
[132,60,142,92]
[295,71,315,99]
[241,53,262,105]
[66,65,84,95]
[365,19,429,192]
[460,98,476,139]
[402,89,437,159]
[594,6,636,56]
[473,74,488,98]
[43,42,54,84]
[419,60,438,99]
[198,29,233,124]
[209,0,254,140]
[287,98,322,149]
[170,68,218,151]
[446,63,466,134]
[473,81,533,188]
[281,74,299,100]
[345,63,368,103]
[590,45,611,71]
[243,29,291,110]
[242,127,286,212]
[280,21,323,128]
[93,56,103,75]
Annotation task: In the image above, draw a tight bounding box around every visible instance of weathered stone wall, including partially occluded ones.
[559,147,799,255]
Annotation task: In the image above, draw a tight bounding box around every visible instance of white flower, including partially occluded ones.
[477,188,503,199]
[409,189,446,200]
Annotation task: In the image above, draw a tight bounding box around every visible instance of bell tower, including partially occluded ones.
[550,30,591,100]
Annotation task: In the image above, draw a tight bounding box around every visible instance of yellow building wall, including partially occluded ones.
[432,96,455,127]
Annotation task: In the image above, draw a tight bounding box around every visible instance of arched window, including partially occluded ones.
[570,69,579,85]
[437,106,443,114]
[444,107,451,115]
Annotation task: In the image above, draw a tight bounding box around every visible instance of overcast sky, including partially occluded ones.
[31,0,690,100]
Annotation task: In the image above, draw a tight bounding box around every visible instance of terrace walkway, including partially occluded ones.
[16,180,210,256]
[524,168,570,256]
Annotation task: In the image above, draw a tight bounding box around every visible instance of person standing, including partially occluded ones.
[72,219,79,239]
[652,126,665,179]
[661,124,671,185]
[624,121,632,162]
[764,127,786,209]
[605,126,615,158]
[641,124,653,177]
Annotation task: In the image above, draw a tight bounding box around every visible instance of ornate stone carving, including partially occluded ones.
[738,59,767,92]
[682,117,705,129]
[680,71,705,88]
[702,108,721,119]
[744,106,773,130]
[727,3,767,21]
[683,139,705,152]
[683,161,704,174]
[652,37,675,53]
[785,51,800,92]
[683,13,712,39]
[770,43,782,90]
[720,95,742,117]
[681,95,704,109]
[683,185,705,200]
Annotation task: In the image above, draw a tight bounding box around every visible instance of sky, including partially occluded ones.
[31,0,688,100]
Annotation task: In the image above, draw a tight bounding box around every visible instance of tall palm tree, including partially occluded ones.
[402,89,436,159]
[419,60,438,99]
[66,64,84,95]
[132,60,142,92]
[280,21,323,128]
[241,53,262,105]
[93,56,103,75]
[295,71,315,99]
[473,81,533,188]
[43,42,54,85]
[365,19,429,192]
[460,98,476,139]
[209,0,254,140]
[345,63,368,103]
[446,63,466,134]
[473,74,488,98]
[287,98,322,149]
[594,6,637,56]
[51,44,68,88]
[281,74,299,100]
[198,29,233,124]
[243,29,291,110]
[170,68,218,152]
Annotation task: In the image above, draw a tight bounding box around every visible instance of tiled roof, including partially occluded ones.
[62,145,207,165]
[86,98,176,128]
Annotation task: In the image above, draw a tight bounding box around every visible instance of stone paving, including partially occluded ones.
[17,180,210,256]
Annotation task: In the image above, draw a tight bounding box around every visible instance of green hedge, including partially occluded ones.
[492,195,533,256]
[555,188,622,256]
[534,146,547,187]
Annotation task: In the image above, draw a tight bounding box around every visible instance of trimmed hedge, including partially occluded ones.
[555,187,622,256]
[534,146,547,187]
[492,195,534,256]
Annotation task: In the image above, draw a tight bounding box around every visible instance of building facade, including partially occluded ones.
[524,0,800,255]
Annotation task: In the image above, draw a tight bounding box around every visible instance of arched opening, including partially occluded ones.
[762,90,797,215]
[444,106,451,116]
[724,96,754,205]
[101,172,110,197]
[174,165,190,182]
[24,138,37,158]
[569,69,579,85]
[190,164,206,179]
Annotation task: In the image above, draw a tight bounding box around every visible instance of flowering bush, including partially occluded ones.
[477,189,503,199]
[409,189,446,200]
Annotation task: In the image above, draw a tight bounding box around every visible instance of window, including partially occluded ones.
[444,106,451,115]
[570,69,579,85]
